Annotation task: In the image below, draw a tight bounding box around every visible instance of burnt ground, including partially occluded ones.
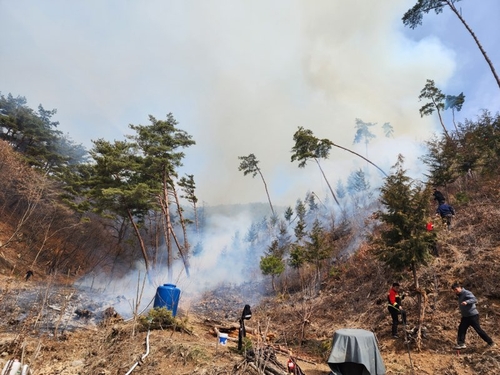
[0,276,333,375]
[1,201,500,374]
[1,239,500,375]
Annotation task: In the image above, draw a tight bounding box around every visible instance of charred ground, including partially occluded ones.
[1,179,500,374]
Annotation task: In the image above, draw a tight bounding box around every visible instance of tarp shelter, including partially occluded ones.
[327,328,386,375]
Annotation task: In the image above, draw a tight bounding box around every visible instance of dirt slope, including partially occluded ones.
[1,194,500,374]
[1,240,499,375]
[0,275,332,374]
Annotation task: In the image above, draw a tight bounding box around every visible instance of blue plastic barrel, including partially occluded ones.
[153,283,181,316]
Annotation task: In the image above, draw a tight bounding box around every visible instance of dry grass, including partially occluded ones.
[1,180,500,374]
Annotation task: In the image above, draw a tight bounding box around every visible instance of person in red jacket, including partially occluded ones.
[388,283,406,338]
[426,221,439,256]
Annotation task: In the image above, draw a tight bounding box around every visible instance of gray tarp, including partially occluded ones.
[327,328,386,375]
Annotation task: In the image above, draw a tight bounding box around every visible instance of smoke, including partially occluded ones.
[75,209,261,318]
[0,0,480,209]
[2,0,499,317]
[182,0,458,208]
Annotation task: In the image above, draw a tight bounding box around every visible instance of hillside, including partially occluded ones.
[1,180,500,374]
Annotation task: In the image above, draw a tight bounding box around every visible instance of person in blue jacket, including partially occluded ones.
[436,200,455,230]
[451,282,494,349]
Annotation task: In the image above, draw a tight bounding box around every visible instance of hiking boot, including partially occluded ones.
[454,344,466,350]
[487,342,496,348]
[392,335,399,339]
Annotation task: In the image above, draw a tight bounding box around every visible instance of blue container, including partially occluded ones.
[153,283,181,316]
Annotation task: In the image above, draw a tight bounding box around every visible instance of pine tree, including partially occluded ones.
[260,251,285,292]
[403,0,500,89]
[371,154,435,350]
[304,219,331,291]
[238,153,275,216]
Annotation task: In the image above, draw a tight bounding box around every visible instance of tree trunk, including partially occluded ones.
[148,211,161,269]
[446,0,500,89]
[193,201,199,234]
[160,182,173,282]
[160,172,191,280]
[171,186,191,277]
[127,209,151,278]
[257,169,275,216]
[330,142,388,177]
[433,98,451,140]
[314,158,340,207]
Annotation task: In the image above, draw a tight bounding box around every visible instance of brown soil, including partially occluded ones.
[1,239,499,375]
[1,198,500,374]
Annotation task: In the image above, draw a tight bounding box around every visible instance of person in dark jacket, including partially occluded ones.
[436,201,455,230]
[387,283,406,338]
[433,188,446,205]
[451,282,494,349]
[25,270,34,281]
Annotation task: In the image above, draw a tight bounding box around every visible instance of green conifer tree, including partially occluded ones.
[371,154,435,350]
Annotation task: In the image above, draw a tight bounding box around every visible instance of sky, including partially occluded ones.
[1,0,499,210]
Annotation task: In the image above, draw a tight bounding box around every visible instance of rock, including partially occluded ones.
[71,360,84,367]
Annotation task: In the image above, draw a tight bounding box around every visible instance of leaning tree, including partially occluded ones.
[403,0,500,89]
[291,127,387,209]
[291,127,340,207]
[238,153,275,216]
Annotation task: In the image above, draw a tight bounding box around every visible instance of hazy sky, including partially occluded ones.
[1,0,499,208]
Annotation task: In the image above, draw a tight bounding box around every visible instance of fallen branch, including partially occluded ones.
[249,362,283,375]
[272,345,317,365]
[47,305,61,312]
[124,329,150,375]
